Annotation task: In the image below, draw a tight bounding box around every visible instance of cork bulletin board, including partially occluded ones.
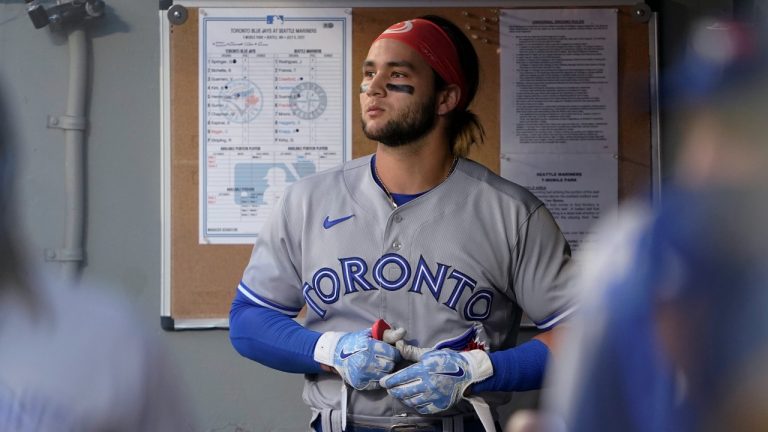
[160,2,656,329]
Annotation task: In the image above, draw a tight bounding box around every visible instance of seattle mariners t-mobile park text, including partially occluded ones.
[302,253,494,320]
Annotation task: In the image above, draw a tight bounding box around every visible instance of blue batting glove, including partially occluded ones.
[380,349,493,414]
[314,329,402,390]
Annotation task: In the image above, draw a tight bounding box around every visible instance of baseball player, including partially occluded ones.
[230,15,576,432]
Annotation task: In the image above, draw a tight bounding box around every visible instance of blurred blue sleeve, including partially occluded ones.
[229,290,324,373]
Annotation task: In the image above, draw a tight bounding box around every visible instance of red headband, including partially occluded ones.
[374,19,469,109]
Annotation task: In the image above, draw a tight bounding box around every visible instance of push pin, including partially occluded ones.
[631,3,652,23]
[167,4,189,25]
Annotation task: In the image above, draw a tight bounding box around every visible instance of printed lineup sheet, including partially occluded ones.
[500,9,618,252]
[199,8,352,244]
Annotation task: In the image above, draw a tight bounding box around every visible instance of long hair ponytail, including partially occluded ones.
[419,15,486,156]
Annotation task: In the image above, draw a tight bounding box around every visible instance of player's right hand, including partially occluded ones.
[380,349,493,414]
[314,329,402,390]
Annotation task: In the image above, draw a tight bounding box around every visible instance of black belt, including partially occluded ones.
[312,416,498,432]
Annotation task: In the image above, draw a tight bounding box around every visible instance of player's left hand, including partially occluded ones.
[379,349,493,414]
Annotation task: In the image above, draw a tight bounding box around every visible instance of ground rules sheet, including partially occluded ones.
[500,9,618,252]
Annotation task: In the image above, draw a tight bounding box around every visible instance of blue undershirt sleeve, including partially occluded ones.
[229,290,324,374]
[470,339,550,393]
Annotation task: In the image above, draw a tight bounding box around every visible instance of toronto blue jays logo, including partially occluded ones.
[302,254,494,321]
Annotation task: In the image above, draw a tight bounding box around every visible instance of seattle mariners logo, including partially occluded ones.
[382,20,414,34]
[289,82,327,120]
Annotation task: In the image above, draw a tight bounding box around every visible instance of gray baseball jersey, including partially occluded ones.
[240,155,575,421]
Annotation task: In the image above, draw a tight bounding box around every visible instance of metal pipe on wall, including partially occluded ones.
[61,27,87,282]
[26,1,105,281]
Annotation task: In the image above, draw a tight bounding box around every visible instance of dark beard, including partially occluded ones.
[362,94,437,147]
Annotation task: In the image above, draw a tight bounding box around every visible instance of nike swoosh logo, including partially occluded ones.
[434,367,465,378]
[323,214,355,229]
[339,347,366,359]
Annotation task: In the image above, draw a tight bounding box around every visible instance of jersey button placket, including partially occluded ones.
[388,212,404,251]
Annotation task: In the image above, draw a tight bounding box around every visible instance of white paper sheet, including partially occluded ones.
[501,8,617,155]
[502,153,617,252]
[198,8,352,244]
[500,9,618,252]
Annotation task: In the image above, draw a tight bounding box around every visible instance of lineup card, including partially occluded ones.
[198,8,352,244]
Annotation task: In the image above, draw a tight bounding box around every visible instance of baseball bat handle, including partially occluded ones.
[371,319,428,361]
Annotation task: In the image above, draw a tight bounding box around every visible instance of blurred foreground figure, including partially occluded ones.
[524,18,768,432]
[0,80,191,430]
